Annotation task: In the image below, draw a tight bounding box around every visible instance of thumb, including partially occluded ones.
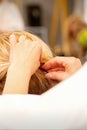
[45,71,69,81]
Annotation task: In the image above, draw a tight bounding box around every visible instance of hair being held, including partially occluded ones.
[0,31,58,95]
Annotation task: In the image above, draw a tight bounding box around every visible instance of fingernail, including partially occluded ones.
[9,35,16,43]
[10,34,15,39]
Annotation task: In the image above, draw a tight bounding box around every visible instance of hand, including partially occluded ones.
[9,34,42,76]
[42,56,82,81]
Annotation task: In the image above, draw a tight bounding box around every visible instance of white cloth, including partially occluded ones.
[0,1,25,31]
[0,62,87,129]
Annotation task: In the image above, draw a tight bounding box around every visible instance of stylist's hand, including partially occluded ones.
[9,34,42,76]
[42,56,82,81]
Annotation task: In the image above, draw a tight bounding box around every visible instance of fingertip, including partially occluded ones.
[9,34,16,44]
[45,72,61,81]
[19,35,26,43]
[32,41,40,46]
[41,63,51,70]
[41,64,47,69]
[45,73,53,79]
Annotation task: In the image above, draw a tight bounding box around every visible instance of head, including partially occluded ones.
[0,31,58,94]
[63,15,87,40]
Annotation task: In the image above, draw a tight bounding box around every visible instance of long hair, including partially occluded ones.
[62,15,87,57]
[0,31,58,94]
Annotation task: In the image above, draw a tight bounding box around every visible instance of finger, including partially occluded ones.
[27,41,40,51]
[19,35,26,44]
[45,71,68,81]
[33,41,42,61]
[9,34,16,49]
[42,57,64,70]
[47,67,65,72]
[42,56,76,70]
[32,41,42,53]
[27,41,42,62]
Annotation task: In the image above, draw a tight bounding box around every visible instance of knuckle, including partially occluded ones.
[71,57,76,61]
[75,58,81,63]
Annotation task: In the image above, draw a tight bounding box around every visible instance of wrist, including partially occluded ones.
[4,62,32,94]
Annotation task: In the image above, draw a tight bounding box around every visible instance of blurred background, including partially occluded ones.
[0,0,87,63]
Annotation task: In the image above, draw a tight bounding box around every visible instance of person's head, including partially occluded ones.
[0,31,58,94]
[63,15,87,40]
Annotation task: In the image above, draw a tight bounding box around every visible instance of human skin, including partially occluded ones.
[42,56,82,81]
[3,35,42,94]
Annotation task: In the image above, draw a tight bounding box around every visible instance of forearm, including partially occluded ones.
[3,63,31,94]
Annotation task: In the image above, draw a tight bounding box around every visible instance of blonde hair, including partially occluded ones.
[62,15,87,57]
[0,31,58,94]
